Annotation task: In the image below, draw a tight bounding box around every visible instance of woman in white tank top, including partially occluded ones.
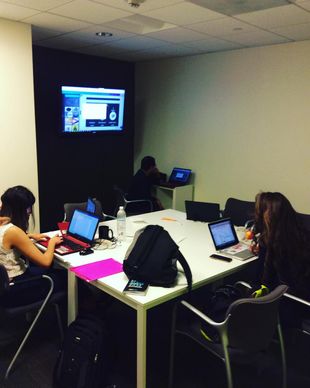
[0,186,65,306]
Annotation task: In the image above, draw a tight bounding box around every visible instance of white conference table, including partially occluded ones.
[52,209,255,388]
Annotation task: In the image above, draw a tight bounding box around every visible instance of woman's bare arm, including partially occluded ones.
[3,226,62,268]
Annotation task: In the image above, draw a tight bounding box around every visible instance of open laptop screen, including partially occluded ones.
[86,197,96,213]
[68,209,99,243]
[169,168,191,184]
[185,201,220,222]
[208,218,239,250]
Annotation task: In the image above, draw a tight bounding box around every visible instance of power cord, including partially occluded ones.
[93,238,117,250]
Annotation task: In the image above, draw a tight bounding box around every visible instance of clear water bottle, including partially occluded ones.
[117,206,126,243]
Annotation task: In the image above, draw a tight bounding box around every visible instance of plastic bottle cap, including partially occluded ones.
[119,206,124,210]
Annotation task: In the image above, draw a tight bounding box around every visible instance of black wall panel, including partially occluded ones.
[32,46,135,231]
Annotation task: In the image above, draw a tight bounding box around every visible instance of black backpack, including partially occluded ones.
[200,285,243,342]
[53,314,111,388]
[123,225,192,291]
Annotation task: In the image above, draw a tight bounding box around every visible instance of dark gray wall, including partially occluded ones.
[33,46,135,231]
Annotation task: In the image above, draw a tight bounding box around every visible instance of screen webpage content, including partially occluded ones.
[211,222,235,247]
[170,168,191,183]
[62,86,125,132]
[69,212,97,240]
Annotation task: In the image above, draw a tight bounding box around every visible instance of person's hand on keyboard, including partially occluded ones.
[48,235,63,247]
[28,233,50,241]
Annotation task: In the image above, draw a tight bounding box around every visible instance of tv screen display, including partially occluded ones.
[61,86,125,133]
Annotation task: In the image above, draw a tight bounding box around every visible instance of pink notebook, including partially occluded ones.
[69,258,123,282]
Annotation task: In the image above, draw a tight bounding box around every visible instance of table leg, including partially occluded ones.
[67,270,78,324]
[137,306,147,388]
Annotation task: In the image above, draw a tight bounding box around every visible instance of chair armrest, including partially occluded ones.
[180,300,229,327]
[10,275,44,286]
[284,292,310,307]
[126,199,152,204]
[10,274,54,294]
[124,198,154,211]
[244,219,255,229]
[234,280,252,289]
[102,212,116,220]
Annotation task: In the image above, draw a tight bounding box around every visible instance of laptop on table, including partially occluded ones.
[185,200,220,222]
[39,209,100,255]
[208,218,255,261]
[86,197,96,214]
[160,167,191,188]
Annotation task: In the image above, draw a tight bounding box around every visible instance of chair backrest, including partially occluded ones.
[64,199,104,222]
[0,264,10,297]
[113,185,126,214]
[225,284,288,352]
[297,212,310,232]
[113,185,153,216]
[222,197,255,226]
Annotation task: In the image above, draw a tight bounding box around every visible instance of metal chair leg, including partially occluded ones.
[277,323,287,388]
[53,303,64,342]
[5,276,54,379]
[221,333,233,388]
[168,303,178,388]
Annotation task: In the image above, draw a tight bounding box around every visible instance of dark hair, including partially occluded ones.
[255,192,299,245]
[255,191,310,296]
[0,185,35,232]
[141,156,156,171]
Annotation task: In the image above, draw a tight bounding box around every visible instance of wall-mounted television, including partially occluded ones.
[61,86,125,133]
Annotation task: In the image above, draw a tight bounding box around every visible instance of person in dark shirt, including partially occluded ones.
[127,156,163,212]
[250,191,310,327]
[251,191,310,299]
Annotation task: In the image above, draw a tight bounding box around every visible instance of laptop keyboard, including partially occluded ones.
[233,249,254,259]
[63,238,83,250]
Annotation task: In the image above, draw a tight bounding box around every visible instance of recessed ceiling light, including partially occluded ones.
[95,32,113,37]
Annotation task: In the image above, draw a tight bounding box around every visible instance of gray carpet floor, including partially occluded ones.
[1,298,310,388]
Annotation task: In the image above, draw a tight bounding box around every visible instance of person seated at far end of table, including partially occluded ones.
[127,155,163,212]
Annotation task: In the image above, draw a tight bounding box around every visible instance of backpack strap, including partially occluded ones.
[176,250,192,293]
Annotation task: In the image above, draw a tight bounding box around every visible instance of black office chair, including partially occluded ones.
[169,284,288,388]
[64,198,106,222]
[297,212,310,232]
[113,185,153,216]
[222,197,255,226]
[0,264,65,379]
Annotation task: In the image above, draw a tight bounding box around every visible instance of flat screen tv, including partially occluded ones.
[61,86,125,133]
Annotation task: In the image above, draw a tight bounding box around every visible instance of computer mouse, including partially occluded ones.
[79,248,94,256]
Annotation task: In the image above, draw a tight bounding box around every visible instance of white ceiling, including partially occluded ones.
[1,0,310,62]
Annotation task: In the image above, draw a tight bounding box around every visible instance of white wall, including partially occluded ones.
[135,41,310,212]
[0,18,39,230]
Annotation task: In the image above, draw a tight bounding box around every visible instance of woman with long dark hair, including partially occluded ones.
[0,185,65,305]
[201,192,310,341]
[253,191,310,299]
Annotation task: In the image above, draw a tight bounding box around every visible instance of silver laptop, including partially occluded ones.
[208,218,254,261]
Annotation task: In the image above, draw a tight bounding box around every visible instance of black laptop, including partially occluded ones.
[185,201,220,222]
[160,167,191,188]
